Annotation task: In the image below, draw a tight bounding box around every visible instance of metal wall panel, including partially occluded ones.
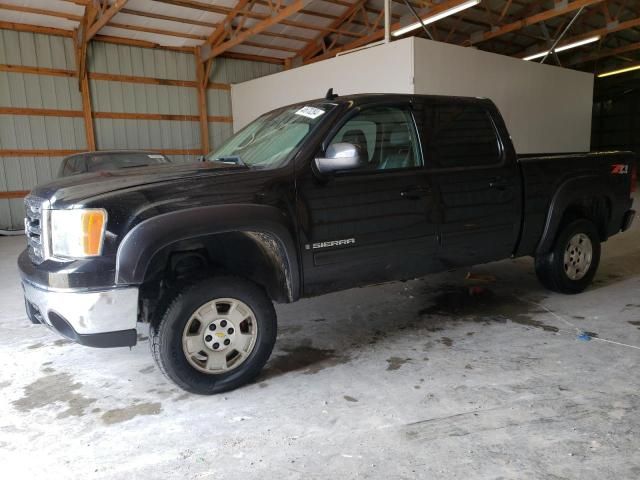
[88,42,196,81]
[0,31,283,229]
[205,58,282,151]
[210,57,282,84]
[0,30,76,69]
[90,80,198,115]
[0,30,82,229]
[93,118,201,154]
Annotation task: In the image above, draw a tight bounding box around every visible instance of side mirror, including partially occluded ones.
[315,143,362,174]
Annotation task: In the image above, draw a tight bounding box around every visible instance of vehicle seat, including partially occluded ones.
[341,129,370,164]
[379,130,414,170]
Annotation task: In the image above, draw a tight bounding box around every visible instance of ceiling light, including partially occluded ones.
[598,63,640,78]
[392,0,481,37]
[522,36,601,61]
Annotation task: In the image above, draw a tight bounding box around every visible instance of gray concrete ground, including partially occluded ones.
[1,213,639,480]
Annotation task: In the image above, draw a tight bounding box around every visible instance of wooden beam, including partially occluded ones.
[93,34,194,52]
[517,15,640,59]
[108,21,206,41]
[217,51,283,64]
[297,0,368,61]
[86,0,128,40]
[75,4,97,88]
[0,3,82,21]
[90,71,197,87]
[80,70,96,150]
[306,0,482,63]
[570,41,640,65]
[120,7,217,28]
[0,21,73,37]
[207,116,233,123]
[0,190,30,199]
[155,0,361,38]
[0,64,76,78]
[0,107,82,117]
[202,0,306,62]
[0,149,85,157]
[466,0,604,46]
[92,112,200,121]
[195,47,210,155]
[205,0,251,48]
[0,64,232,90]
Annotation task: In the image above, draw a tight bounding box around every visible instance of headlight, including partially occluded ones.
[50,209,107,258]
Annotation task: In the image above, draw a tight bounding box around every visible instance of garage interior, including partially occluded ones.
[1,0,640,478]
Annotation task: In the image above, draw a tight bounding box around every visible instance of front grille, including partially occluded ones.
[24,195,46,264]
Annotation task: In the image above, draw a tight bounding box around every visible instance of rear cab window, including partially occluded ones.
[417,102,503,170]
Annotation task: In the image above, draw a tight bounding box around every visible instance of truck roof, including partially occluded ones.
[291,93,497,111]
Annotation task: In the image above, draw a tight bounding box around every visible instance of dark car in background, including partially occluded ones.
[57,150,171,177]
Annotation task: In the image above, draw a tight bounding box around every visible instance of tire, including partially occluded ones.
[150,276,277,394]
[535,219,601,294]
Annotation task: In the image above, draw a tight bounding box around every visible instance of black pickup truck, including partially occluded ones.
[19,93,636,394]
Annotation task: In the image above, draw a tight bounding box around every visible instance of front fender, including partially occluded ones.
[115,204,300,300]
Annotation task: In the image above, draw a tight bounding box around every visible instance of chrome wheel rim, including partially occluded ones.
[563,233,593,281]
[182,298,258,374]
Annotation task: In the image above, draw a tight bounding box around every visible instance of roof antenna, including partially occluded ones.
[325,88,338,100]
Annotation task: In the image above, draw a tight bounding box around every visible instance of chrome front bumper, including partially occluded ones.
[22,280,138,348]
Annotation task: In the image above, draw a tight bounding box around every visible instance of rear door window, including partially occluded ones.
[423,104,502,169]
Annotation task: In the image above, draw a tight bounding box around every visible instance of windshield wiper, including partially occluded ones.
[213,156,248,167]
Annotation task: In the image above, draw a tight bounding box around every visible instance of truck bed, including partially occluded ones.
[515,151,636,256]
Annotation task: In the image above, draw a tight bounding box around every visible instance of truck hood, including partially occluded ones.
[31,161,248,207]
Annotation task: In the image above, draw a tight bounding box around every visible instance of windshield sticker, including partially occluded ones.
[295,106,325,119]
[148,154,165,159]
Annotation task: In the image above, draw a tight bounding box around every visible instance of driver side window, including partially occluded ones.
[330,106,422,171]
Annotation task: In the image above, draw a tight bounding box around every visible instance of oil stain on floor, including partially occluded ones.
[12,371,96,419]
[418,286,559,333]
[102,402,162,425]
[386,357,411,371]
[260,339,350,379]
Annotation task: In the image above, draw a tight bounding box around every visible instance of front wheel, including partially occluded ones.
[535,219,601,294]
[150,276,277,394]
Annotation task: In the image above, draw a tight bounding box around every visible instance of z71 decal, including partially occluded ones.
[611,164,629,174]
[306,238,356,250]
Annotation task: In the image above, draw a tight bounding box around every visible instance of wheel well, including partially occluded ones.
[559,196,611,241]
[139,231,292,324]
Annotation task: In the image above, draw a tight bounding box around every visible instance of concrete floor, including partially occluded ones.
[1,215,640,480]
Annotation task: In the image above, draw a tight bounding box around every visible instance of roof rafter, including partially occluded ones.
[86,0,128,40]
[297,0,368,61]
[517,13,640,59]
[200,0,308,62]
[306,0,472,64]
[569,40,640,65]
[465,0,604,46]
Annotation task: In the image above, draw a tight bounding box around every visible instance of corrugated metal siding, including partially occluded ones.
[0,30,84,229]
[206,57,282,151]
[88,42,196,81]
[210,57,282,84]
[93,118,200,153]
[0,31,283,229]
[88,42,200,157]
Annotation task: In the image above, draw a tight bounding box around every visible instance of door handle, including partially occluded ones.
[400,187,431,199]
[489,177,509,190]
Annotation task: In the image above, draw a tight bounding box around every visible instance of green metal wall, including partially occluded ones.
[0,29,282,229]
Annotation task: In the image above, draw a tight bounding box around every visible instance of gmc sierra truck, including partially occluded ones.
[19,93,636,394]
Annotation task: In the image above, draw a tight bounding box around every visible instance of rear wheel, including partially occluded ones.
[150,276,277,394]
[535,219,601,294]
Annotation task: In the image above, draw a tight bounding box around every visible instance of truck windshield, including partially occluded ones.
[206,103,335,168]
